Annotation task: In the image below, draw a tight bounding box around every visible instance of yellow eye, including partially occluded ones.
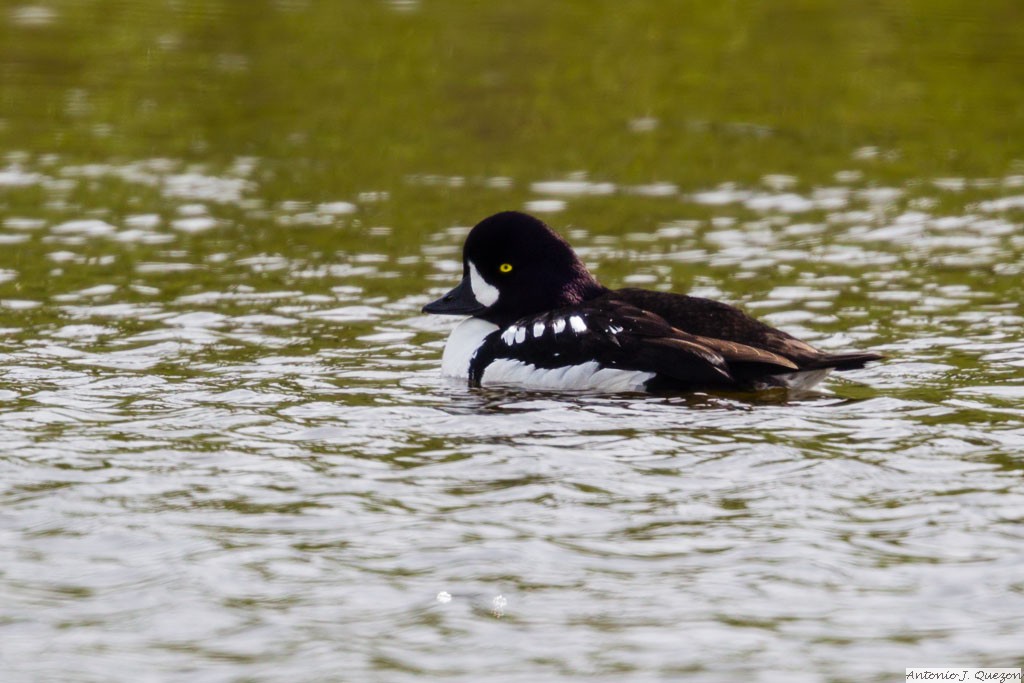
[499,263,513,273]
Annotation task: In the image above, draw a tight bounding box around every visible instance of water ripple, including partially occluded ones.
[1,158,1023,681]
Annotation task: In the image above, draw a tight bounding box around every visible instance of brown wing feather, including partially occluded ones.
[608,289,882,373]
[692,337,800,371]
[597,301,799,377]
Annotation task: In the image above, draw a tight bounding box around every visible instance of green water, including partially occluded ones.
[1,2,1023,681]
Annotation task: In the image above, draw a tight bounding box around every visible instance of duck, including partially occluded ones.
[422,211,882,392]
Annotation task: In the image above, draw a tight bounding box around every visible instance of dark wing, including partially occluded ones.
[469,301,799,390]
[610,288,883,371]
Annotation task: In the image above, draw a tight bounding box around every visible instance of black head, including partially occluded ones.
[422,211,606,326]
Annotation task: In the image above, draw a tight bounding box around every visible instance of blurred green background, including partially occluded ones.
[3,0,1022,194]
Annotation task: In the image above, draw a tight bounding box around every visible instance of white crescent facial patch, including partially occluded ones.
[468,260,499,307]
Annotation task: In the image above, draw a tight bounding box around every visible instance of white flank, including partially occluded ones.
[441,317,498,377]
[480,359,654,392]
[569,315,587,333]
[467,261,499,307]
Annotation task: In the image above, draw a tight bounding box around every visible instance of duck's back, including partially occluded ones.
[608,288,880,371]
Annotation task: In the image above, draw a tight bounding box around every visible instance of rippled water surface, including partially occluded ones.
[2,2,1024,682]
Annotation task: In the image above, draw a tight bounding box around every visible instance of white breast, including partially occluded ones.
[440,317,499,378]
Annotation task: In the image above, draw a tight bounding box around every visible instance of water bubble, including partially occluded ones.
[491,594,507,617]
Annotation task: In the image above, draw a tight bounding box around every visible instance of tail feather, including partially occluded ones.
[803,351,884,371]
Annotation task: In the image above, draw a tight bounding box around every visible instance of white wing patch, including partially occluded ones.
[499,323,531,346]
[552,318,566,334]
[441,317,498,377]
[569,315,587,333]
[480,359,653,392]
[501,325,519,346]
[532,321,545,338]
